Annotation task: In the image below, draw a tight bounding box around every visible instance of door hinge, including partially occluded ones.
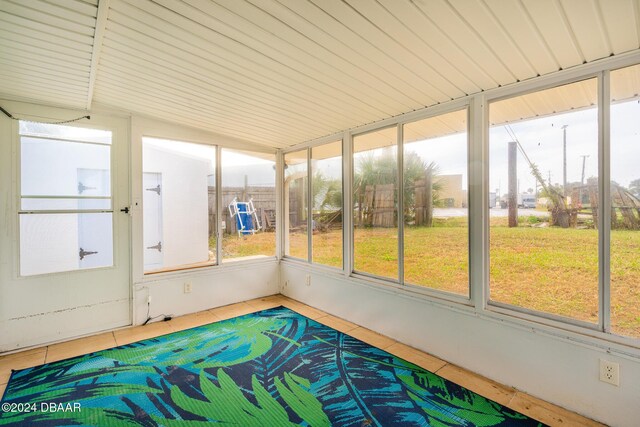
[78,182,97,194]
[147,241,162,252]
[79,248,98,260]
[146,185,161,195]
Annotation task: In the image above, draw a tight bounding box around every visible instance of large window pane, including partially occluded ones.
[19,122,114,276]
[143,138,216,272]
[489,79,599,323]
[353,127,398,280]
[312,140,343,268]
[403,109,468,295]
[610,64,640,338]
[221,149,276,260]
[284,150,308,260]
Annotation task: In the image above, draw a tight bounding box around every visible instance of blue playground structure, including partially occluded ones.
[228,197,262,236]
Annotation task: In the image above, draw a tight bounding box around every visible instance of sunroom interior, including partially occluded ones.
[0,0,639,426]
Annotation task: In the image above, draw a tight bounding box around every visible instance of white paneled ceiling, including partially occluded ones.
[0,0,639,148]
[0,0,99,108]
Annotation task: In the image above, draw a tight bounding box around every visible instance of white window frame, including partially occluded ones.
[484,73,603,331]
[280,50,640,351]
[131,116,278,284]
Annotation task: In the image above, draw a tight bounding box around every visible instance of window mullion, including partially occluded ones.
[470,96,487,308]
[216,145,222,266]
[344,131,353,275]
[599,70,611,333]
[307,148,312,263]
[397,124,404,285]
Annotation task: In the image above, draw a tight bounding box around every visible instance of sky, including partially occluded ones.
[351,98,639,198]
[143,97,640,195]
[490,99,639,197]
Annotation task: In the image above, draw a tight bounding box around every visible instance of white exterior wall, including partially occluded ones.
[143,144,210,268]
[19,141,111,276]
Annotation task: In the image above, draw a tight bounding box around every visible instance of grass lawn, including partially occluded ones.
[218,224,640,339]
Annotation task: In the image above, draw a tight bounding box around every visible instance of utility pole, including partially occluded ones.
[508,141,518,227]
[580,155,589,185]
[579,154,589,206]
[562,125,568,196]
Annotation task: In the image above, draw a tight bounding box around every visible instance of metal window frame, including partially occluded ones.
[279,50,640,348]
[351,123,401,283]
[399,105,472,300]
[282,148,310,262]
[308,139,345,268]
[483,73,604,330]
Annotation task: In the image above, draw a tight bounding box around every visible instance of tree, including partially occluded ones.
[353,149,440,224]
[312,171,341,212]
[630,178,640,198]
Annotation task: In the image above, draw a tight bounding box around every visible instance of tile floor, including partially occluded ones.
[0,295,604,426]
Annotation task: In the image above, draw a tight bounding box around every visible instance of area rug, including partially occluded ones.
[0,306,543,426]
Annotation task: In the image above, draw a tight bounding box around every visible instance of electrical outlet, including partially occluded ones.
[147,295,152,304]
[599,359,619,386]
[184,282,192,293]
[284,280,289,288]
[305,274,311,286]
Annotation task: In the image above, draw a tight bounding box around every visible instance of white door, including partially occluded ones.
[5,117,132,351]
[78,169,113,269]
[143,172,163,270]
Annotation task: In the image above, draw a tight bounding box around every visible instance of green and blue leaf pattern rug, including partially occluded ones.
[0,306,544,426]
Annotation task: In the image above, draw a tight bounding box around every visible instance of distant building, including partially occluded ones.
[437,174,467,208]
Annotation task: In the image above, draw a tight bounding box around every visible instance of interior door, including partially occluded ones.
[143,172,163,270]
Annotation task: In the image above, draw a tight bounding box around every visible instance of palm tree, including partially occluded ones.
[353,149,440,226]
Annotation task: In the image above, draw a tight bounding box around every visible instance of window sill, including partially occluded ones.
[139,256,277,283]
[281,259,640,358]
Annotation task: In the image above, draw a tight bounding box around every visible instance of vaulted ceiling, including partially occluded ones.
[1,0,639,148]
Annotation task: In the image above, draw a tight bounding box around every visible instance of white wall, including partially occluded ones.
[281,263,640,427]
[134,261,279,324]
[143,143,210,268]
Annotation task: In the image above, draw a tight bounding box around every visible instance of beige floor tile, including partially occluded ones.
[208,302,257,320]
[281,300,327,319]
[346,327,396,349]
[245,297,284,311]
[508,392,606,427]
[46,332,117,363]
[167,310,220,332]
[315,314,359,333]
[435,364,516,407]
[0,348,47,384]
[257,294,288,304]
[386,343,447,372]
[113,321,174,346]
